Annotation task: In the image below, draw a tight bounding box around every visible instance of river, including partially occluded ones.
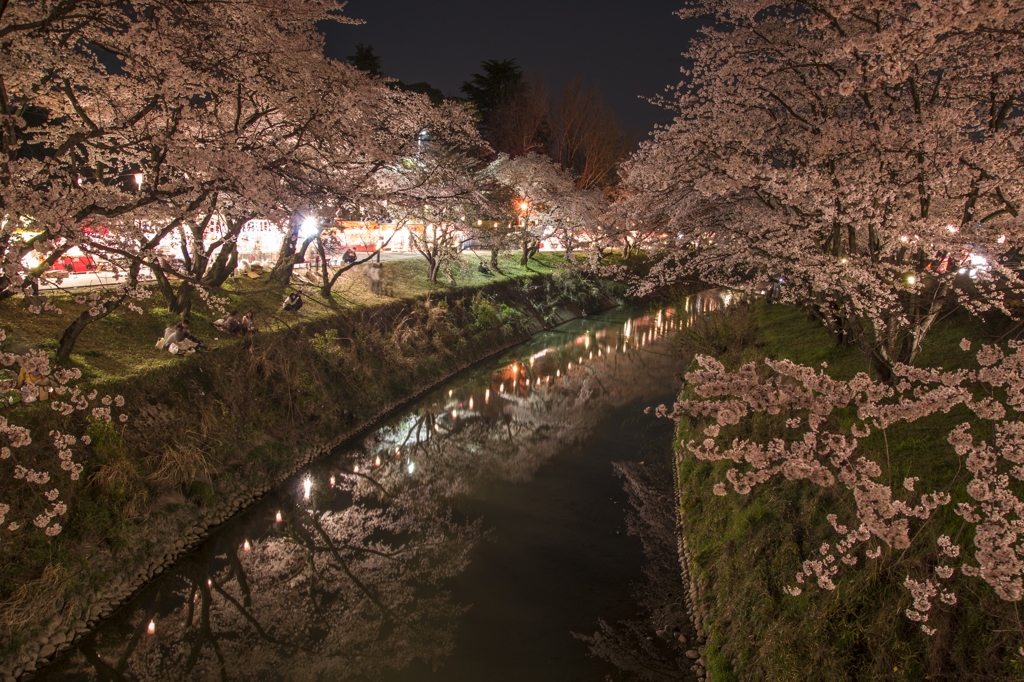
[35,291,730,682]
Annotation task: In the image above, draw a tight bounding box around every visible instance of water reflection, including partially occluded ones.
[39,290,734,682]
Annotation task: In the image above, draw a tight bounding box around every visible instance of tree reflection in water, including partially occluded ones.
[44,294,733,682]
[64,478,481,681]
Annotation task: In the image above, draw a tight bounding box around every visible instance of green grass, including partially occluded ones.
[0,252,563,385]
[675,300,1023,681]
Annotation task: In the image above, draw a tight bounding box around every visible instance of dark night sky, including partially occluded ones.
[319,0,698,141]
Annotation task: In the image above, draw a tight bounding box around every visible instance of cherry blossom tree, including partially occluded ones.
[655,335,1024,636]
[623,0,1024,381]
[488,153,584,266]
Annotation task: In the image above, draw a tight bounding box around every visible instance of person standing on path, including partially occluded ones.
[368,262,384,295]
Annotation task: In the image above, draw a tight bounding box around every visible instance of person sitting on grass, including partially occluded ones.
[163,320,209,354]
[16,366,52,402]
[163,322,186,348]
[478,262,492,276]
[214,310,242,335]
[282,292,303,312]
[240,310,257,334]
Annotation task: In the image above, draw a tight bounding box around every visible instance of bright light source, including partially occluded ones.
[908,276,916,285]
[148,621,155,635]
[375,456,381,466]
[521,202,528,211]
[134,173,144,188]
[408,462,415,474]
[300,216,319,239]
[330,475,335,486]
[477,219,483,226]
[275,511,282,522]
[243,540,251,552]
[999,235,1007,244]
[303,477,312,500]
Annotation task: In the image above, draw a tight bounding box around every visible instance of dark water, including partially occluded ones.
[35,292,729,682]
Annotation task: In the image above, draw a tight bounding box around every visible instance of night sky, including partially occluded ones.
[320,0,698,140]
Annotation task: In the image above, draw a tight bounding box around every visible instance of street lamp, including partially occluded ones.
[133,172,144,189]
[300,215,319,239]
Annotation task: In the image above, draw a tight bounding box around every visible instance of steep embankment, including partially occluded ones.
[671,301,1022,682]
[1,273,617,680]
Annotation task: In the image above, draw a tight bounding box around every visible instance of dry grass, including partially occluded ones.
[148,443,213,489]
[0,562,67,633]
[87,458,149,520]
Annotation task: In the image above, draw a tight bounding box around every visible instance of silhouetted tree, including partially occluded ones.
[347,43,382,76]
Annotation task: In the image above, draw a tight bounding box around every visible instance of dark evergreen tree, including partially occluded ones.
[347,43,382,76]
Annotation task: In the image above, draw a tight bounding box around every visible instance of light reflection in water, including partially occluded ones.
[38,290,739,682]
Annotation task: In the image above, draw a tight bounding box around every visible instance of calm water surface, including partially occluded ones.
[36,291,729,682]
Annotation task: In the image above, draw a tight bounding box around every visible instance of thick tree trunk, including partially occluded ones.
[490,248,499,271]
[271,229,316,285]
[57,292,127,361]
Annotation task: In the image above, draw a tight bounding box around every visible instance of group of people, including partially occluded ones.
[159,309,259,355]
[155,260,391,357]
[214,310,258,335]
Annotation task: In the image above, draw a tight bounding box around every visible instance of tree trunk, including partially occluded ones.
[490,248,499,271]
[57,293,127,361]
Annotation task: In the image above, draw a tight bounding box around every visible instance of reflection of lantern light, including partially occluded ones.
[485,389,490,404]
[330,475,335,486]
[375,456,381,466]
[469,397,474,409]
[354,464,360,472]
[499,383,504,392]
[449,390,452,396]
[207,579,212,586]
[408,462,415,474]
[568,363,572,370]
[303,477,312,500]
[452,409,457,419]
[243,540,251,552]
[513,364,518,373]
[556,370,560,377]
[276,511,282,522]
[589,352,593,359]
[148,621,155,635]
[434,424,439,432]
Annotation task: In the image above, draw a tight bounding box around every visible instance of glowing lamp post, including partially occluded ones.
[133,173,145,189]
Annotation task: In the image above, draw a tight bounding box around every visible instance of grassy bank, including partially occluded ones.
[674,301,1023,681]
[1,253,564,384]
[0,254,615,669]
